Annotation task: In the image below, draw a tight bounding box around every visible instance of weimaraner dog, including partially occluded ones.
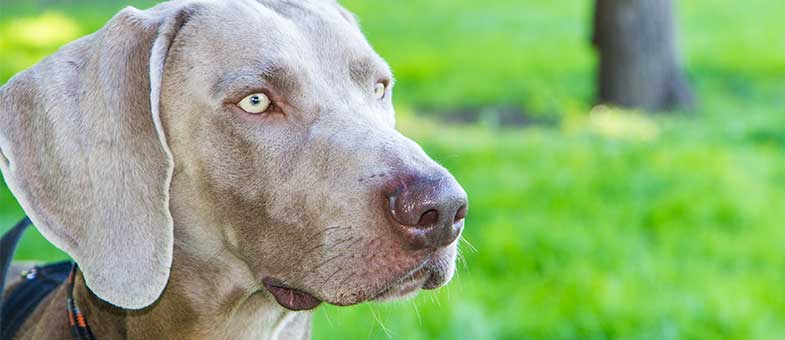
[0,0,467,339]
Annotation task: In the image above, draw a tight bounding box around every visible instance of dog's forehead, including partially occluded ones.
[255,0,353,23]
[192,0,386,86]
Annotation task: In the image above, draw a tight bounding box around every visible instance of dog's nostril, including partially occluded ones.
[383,174,467,249]
[454,205,467,223]
[417,209,439,228]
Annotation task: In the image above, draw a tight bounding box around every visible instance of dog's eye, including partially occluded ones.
[374,82,386,100]
[237,93,271,114]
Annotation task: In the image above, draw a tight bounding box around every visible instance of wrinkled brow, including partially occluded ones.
[213,64,302,99]
[349,56,390,85]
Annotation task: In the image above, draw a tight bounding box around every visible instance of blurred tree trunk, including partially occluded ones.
[592,0,694,111]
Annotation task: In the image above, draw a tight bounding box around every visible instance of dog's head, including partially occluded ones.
[0,0,467,311]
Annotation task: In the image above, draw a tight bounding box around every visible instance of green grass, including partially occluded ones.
[2,0,785,339]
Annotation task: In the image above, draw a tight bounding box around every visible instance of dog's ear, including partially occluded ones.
[0,3,201,309]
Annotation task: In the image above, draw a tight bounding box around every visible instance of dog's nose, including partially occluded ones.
[385,175,468,249]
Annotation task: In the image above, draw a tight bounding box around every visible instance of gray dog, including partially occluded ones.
[0,0,468,339]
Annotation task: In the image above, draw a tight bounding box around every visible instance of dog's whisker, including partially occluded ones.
[344,236,363,250]
[432,292,441,307]
[320,308,335,329]
[307,226,349,241]
[411,299,422,326]
[367,314,377,338]
[304,243,325,256]
[456,248,469,270]
[310,253,346,273]
[320,267,343,290]
[460,236,478,253]
[324,236,355,252]
[371,307,393,339]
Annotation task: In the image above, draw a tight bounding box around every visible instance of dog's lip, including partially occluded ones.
[261,254,451,308]
[262,278,322,311]
[370,262,432,301]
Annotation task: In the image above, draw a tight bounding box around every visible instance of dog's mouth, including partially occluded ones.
[262,253,454,310]
[261,269,429,311]
[370,265,432,302]
[262,278,322,311]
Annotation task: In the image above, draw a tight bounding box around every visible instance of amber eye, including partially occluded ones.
[374,82,386,100]
[237,93,271,114]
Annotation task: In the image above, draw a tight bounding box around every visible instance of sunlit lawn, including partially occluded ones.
[2,1,785,339]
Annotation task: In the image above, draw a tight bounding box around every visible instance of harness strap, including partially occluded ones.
[0,218,31,340]
[0,217,31,308]
[2,261,71,339]
[0,218,96,340]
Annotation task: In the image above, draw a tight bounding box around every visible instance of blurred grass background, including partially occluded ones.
[1,0,785,339]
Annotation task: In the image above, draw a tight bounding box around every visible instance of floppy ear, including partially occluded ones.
[0,3,199,309]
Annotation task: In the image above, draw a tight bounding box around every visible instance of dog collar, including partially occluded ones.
[66,265,96,340]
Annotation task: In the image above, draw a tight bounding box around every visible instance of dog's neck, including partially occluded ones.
[73,246,310,340]
[71,201,312,340]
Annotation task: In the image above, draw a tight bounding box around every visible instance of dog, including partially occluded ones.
[0,0,468,339]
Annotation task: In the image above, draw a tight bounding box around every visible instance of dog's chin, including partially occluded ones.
[371,254,457,302]
[370,266,431,302]
[262,249,457,311]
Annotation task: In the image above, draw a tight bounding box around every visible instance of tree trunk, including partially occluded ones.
[593,0,694,112]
